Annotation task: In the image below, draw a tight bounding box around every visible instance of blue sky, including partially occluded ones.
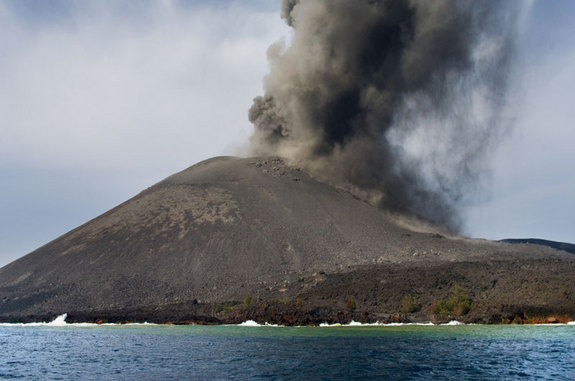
[1,0,574,267]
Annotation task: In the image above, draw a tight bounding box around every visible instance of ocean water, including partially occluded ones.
[1,317,574,380]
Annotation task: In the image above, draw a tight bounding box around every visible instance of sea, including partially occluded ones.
[1,315,574,380]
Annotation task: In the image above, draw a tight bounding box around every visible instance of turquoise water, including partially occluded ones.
[1,322,574,380]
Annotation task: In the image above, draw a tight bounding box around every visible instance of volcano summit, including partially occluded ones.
[0,157,573,324]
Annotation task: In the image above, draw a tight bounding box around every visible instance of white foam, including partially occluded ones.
[319,321,395,327]
[319,321,440,327]
[379,322,406,326]
[47,313,68,326]
[238,320,261,327]
[442,320,464,326]
[236,320,283,327]
[532,323,575,326]
[319,322,342,327]
[0,313,68,327]
[0,314,163,327]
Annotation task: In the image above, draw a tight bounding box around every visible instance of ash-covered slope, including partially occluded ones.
[501,239,575,255]
[0,157,573,324]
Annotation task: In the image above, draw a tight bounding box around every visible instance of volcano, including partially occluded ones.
[1,157,574,324]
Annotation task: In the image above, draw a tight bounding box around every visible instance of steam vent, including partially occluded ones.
[1,157,574,324]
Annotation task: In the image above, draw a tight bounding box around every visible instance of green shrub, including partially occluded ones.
[432,300,451,316]
[214,303,235,314]
[432,285,473,316]
[451,285,472,315]
[401,294,417,313]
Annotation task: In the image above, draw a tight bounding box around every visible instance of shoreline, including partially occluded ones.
[1,314,574,327]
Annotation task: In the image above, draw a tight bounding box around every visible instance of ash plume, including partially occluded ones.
[249,0,521,231]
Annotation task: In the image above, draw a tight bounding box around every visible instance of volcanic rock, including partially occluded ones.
[0,157,574,324]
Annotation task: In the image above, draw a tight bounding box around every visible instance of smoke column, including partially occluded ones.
[249,0,521,231]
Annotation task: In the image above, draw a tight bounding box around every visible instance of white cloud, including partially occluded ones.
[0,1,288,174]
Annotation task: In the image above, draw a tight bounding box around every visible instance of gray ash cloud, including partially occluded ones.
[249,0,521,231]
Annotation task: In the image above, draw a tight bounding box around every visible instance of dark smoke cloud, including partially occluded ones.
[249,0,521,231]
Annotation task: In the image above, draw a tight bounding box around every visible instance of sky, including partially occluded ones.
[1,0,574,267]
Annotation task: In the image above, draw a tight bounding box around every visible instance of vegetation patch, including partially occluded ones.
[243,294,252,308]
[214,302,237,314]
[432,285,473,316]
[400,294,417,313]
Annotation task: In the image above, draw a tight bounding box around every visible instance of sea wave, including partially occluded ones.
[237,320,281,327]
[0,314,69,327]
[237,320,458,327]
[0,314,157,327]
[238,320,261,327]
[3,316,574,327]
[319,321,388,327]
[442,320,465,326]
[246,321,444,327]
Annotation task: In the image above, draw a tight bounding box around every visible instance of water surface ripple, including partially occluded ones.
[1,324,574,380]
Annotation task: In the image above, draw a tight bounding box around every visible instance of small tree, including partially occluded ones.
[450,285,472,316]
[432,300,450,316]
[401,294,417,313]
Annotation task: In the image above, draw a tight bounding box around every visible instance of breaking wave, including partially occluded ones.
[238,320,456,327]
[237,320,281,327]
[238,320,575,327]
[0,314,157,327]
[0,314,70,327]
[2,316,573,327]
[320,321,440,327]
